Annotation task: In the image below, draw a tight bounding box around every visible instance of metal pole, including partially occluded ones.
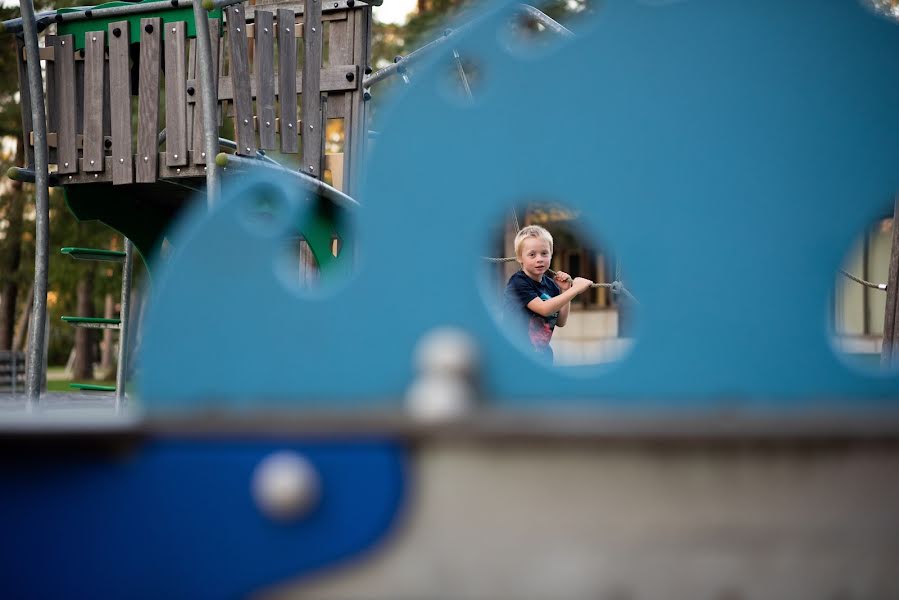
[0,0,244,35]
[115,238,134,411]
[6,166,60,186]
[517,4,575,39]
[193,0,220,206]
[1,0,379,35]
[216,153,360,210]
[452,49,473,100]
[364,26,461,88]
[363,4,572,90]
[19,0,49,408]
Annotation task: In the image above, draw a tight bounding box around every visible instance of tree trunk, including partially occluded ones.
[98,292,115,378]
[12,284,33,353]
[0,135,27,351]
[72,269,96,380]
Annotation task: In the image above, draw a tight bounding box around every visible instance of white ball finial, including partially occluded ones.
[407,327,480,421]
[414,327,478,377]
[251,451,320,522]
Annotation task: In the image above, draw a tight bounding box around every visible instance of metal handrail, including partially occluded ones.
[0,0,243,35]
[216,152,360,210]
[18,0,50,405]
[364,4,574,89]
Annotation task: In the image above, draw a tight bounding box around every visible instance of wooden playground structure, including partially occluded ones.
[13,0,371,191]
[4,0,378,401]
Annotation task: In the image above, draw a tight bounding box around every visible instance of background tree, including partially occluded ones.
[1,0,122,381]
[0,5,32,352]
[370,0,593,115]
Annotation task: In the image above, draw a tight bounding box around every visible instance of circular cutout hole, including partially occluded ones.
[500,0,596,58]
[242,186,287,237]
[275,195,357,296]
[831,210,894,372]
[482,200,636,368]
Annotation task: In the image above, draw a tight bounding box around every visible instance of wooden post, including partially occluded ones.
[108,21,133,184]
[55,34,77,175]
[137,18,162,183]
[881,197,899,366]
[301,0,323,178]
[227,3,256,155]
[83,30,106,174]
[278,8,298,153]
[164,21,188,167]
[255,10,277,149]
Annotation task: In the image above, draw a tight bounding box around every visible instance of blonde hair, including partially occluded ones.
[514,225,554,259]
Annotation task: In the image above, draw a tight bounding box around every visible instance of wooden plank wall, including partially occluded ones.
[32,3,364,188]
[15,38,34,168]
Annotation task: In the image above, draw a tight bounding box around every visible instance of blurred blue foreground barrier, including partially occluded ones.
[4,0,899,598]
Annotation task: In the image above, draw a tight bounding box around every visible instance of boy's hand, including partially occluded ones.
[572,277,593,293]
[554,271,573,291]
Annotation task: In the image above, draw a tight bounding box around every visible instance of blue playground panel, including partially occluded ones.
[142,0,899,408]
[0,438,407,599]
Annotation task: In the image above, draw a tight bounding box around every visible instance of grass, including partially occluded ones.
[47,379,116,392]
[46,366,115,393]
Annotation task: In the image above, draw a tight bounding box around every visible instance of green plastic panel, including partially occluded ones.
[61,316,122,325]
[64,180,198,272]
[61,247,127,262]
[69,383,116,392]
[57,0,223,50]
[301,197,351,279]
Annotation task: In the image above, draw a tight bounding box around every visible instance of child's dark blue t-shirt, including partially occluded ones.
[502,270,561,361]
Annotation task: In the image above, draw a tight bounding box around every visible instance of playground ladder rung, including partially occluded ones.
[69,383,116,392]
[60,247,126,262]
[61,316,122,330]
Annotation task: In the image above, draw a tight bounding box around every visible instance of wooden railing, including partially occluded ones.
[17,1,370,193]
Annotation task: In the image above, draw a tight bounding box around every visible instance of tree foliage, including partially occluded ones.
[370,0,594,115]
[1,0,122,367]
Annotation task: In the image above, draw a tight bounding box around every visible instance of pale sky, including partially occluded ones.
[372,0,418,25]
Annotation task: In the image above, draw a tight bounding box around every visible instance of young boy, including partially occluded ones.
[503,225,593,363]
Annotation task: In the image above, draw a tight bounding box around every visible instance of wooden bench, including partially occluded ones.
[0,351,26,393]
